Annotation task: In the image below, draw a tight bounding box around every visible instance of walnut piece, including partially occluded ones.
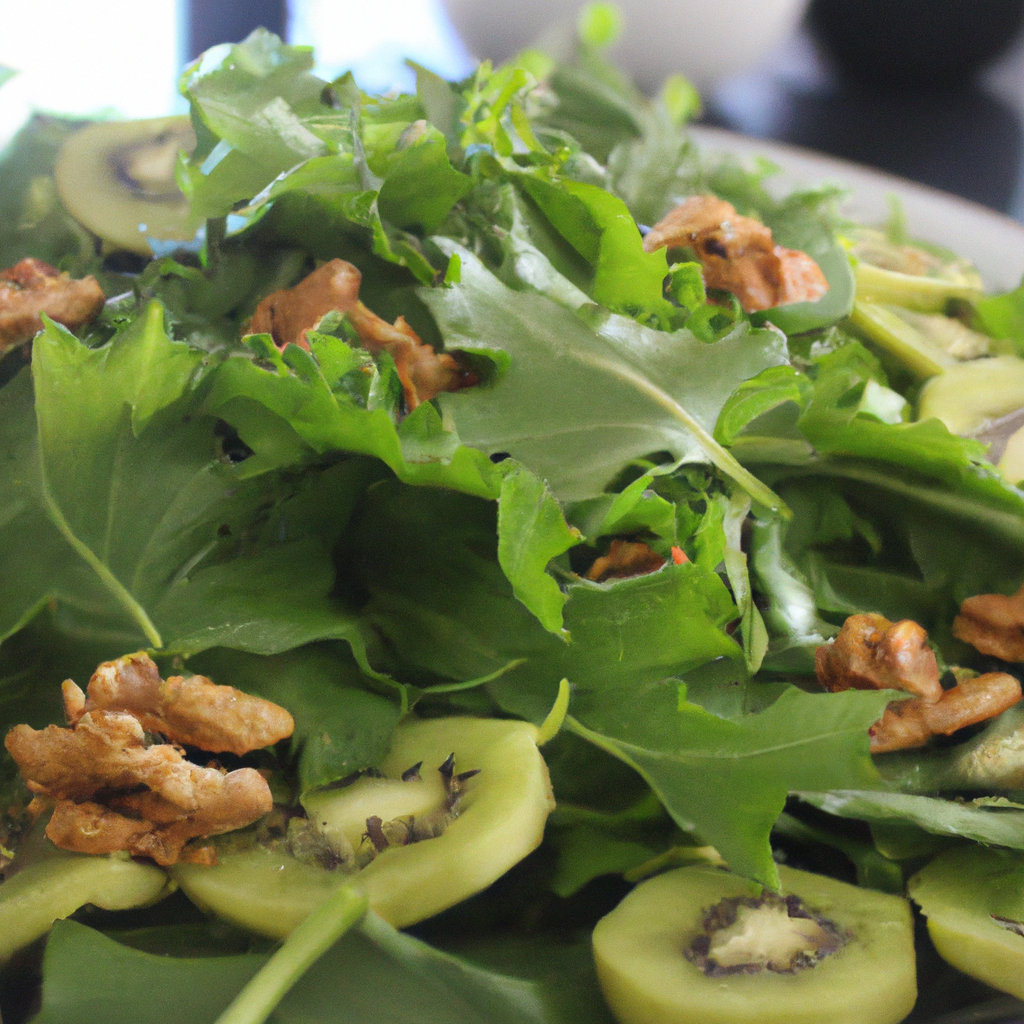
[586,539,666,582]
[869,672,1023,754]
[0,257,105,350]
[248,258,477,409]
[642,195,829,313]
[953,585,1024,662]
[817,613,1024,753]
[3,656,291,865]
[80,651,295,756]
[816,613,943,701]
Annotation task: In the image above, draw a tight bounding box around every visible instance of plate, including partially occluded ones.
[690,124,1024,292]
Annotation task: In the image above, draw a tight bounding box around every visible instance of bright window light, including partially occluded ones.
[288,0,474,93]
[0,0,183,147]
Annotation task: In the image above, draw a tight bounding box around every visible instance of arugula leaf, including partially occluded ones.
[31,915,594,1024]
[717,340,1024,661]
[0,307,389,662]
[798,790,1024,850]
[179,30,333,221]
[567,679,892,888]
[203,335,503,498]
[497,465,582,636]
[377,131,473,233]
[344,477,740,718]
[426,244,789,509]
[516,177,675,326]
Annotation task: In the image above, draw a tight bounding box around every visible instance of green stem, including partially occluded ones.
[214,883,368,1024]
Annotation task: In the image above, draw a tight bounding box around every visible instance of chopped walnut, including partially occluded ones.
[79,652,295,756]
[585,539,666,582]
[642,195,829,313]
[247,258,477,409]
[815,613,943,701]
[869,672,1023,754]
[953,585,1024,662]
[44,767,273,867]
[6,710,217,809]
[817,613,1024,753]
[3,657,291,865]
[0,257,105,350]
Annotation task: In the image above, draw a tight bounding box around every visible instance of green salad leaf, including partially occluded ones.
[5,14,1024,1024]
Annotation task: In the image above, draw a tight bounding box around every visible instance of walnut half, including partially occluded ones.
[247,258,477,409]
[0,257,105,350]
[953,585,1024,662]
[4,654,293,866]
[816,613,1023,753]
[641,195,829,313]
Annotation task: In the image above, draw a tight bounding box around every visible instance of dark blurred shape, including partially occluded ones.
[187,0,288,59]
[753,86,1021,212]
[707,23,1024,216]
[807,0,1024,91]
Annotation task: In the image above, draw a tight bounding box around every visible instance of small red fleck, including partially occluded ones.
[671,546,689,565]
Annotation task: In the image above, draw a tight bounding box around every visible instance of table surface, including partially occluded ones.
[704,23,1024,224]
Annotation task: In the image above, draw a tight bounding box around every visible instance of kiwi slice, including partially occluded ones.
[916,355,1024,435]
[0,828,170,963]
[171,716,555,938]
[910,844,1024,999]
[592,863,916,1024]
[849,227,984,312]
[54,116,197,255]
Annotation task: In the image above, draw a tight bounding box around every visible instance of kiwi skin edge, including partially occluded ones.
[910,844,1024,1001]
[592,863,916,1024]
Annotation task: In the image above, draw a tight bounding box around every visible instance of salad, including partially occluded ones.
[4,9,1024,1023]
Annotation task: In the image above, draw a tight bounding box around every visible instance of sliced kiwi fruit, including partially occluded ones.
[171,716,555,938]
[910,844,1024,999]
[54,116,197,255]
[592,863,916,1024]
[849,227,984,313]
[916,355,1024,435]
[0,823,170,963]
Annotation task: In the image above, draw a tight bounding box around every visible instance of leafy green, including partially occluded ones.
[496,465,582,635]
[797,791,1024,850]
[31,915,607,1024]
[427,244,789,508]
[568,679,893,888]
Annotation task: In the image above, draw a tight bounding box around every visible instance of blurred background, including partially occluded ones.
[4,0,1024,220]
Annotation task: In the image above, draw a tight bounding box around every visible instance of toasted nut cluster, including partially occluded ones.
[869,671,1023,754]
[642,195,829,313]
[816,614,1023,753]
[953,585,1024,662]
[4,653,293,865]
[75,651,295,756]
[248,258,477,409]
[816,613,943,702]
[0,257,105,350]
